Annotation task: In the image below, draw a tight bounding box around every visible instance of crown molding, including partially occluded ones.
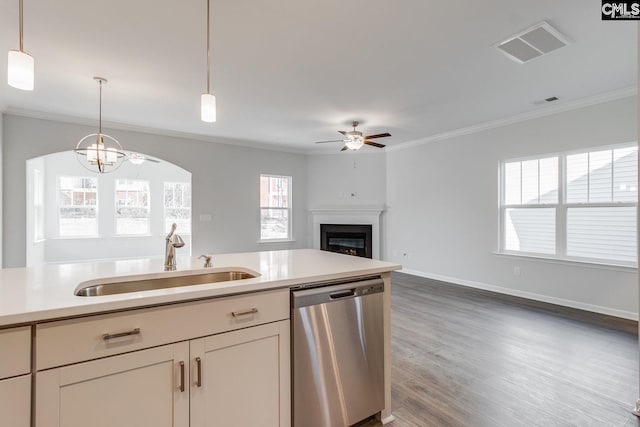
[387,86,638,152]
[1,107,308,156]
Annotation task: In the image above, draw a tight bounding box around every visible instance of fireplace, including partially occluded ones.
[320,224,373,259]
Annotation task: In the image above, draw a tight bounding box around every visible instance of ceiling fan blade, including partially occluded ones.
[364,132,391,139]
[315,139,345,144]
[146,157,161,163]
[365,141,386,148]
[338,130,347,136]
[340,146,348,151]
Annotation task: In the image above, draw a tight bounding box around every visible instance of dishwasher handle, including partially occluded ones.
[330,289,356,300]
[292,277,384,309]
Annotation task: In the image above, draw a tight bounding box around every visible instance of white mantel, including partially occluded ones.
[310,206,384,260]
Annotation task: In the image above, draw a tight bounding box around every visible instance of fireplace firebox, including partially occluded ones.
[320,224,373,259]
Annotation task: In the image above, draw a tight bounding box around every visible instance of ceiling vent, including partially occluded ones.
[496,22,570,64]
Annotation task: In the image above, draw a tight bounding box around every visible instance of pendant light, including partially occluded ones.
[201,0,216,122]
[7,0,34,90]
[74,77,125,174]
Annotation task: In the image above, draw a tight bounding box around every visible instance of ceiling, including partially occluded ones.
[0,0,636,153]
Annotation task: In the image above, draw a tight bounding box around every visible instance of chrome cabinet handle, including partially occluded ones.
[102,328,141,341]
[195,357,202,387]
[178,361,185,392]
[231,308,258,317]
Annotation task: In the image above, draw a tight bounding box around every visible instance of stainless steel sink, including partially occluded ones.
[75,270,258,296]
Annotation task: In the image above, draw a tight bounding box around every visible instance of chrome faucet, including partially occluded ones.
[164,223,185,271]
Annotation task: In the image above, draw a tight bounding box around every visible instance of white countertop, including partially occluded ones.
[0,249,401,326]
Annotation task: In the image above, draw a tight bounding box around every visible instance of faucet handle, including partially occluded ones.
[199,254,213,268]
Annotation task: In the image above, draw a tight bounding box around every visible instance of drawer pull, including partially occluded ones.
[231,308,258,317]
[101,328,141,341]
[179,361,185,392]
[195,357,202,387]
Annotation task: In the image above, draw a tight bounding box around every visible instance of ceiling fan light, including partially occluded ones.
[7,50,34,90]
[201,93,216,123]
[345,137,364,150]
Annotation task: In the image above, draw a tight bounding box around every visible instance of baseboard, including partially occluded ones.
[400,268,638,321]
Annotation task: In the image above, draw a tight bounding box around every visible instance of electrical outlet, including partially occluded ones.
[513,266,521,277]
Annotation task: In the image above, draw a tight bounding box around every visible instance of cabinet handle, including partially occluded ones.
[102,328,141,341]
[195,357,202,387]
[179,361,185,392]
[231,307,258,317]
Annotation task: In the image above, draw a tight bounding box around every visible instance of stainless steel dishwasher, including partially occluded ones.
[292,276,385,427]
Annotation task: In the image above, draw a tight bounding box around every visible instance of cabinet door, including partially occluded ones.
[0,374,31,427]
[190,320,290,427]
[36,342,189,427]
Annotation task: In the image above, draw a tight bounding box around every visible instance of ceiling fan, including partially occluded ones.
[124,151,161,165]
[315,121,391,151]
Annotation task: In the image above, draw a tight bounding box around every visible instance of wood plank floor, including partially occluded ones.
[364,272,640,427]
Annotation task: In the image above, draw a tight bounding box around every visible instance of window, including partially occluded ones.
[260,175,292,241]
[58,176,98,236]
[501,144,637,265]
[115,179,150,235]
[164,182,191,234]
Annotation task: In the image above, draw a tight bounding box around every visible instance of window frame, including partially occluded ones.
[114,179,151,236]
[259,174,293,243]
[56,175,99,238]
[499,142,638,267]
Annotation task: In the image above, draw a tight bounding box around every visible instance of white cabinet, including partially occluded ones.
[36,342,189,427]
[190,320,290,427]
[34,289,290,427]
[0,326,32,427]
[0,374,31,427]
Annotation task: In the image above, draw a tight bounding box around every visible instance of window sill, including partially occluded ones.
[257,239,296,244]
[493,251,637,272]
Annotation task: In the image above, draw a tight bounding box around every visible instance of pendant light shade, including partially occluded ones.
[8,0,34,91]
[201,0,217,123]
[74,77,125,174]
[201,93,216,122]
[7,50,34,90]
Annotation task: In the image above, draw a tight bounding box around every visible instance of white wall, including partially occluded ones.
[386,96,638,319]
[3,114,308,267]
[307,152,387,208]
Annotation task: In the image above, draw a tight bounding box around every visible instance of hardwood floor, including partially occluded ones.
[365,272,640,427]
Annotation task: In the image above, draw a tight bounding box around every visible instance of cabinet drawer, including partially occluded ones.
[36,288,289,370]
[0,326,31,378]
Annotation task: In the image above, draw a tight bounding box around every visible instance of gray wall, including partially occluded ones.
[3,114,308,267]
[386,96,638,318]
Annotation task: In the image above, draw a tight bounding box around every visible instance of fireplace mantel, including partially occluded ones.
[310,206,384,260]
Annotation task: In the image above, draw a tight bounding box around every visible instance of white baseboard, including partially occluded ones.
[399,268,638,321]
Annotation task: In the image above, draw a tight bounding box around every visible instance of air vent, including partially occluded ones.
[496,22,570,64]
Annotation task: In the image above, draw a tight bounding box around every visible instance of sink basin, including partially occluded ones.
[75,270,258,296]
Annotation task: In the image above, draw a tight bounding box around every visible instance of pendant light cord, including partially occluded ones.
[19,0,24,52]
[206,0,211,94]
[98,79,102,135]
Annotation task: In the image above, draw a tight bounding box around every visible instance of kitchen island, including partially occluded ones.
[0,249,400,427]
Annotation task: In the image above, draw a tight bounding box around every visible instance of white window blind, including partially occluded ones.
[502,157,558,254]
[501,144,637,265]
